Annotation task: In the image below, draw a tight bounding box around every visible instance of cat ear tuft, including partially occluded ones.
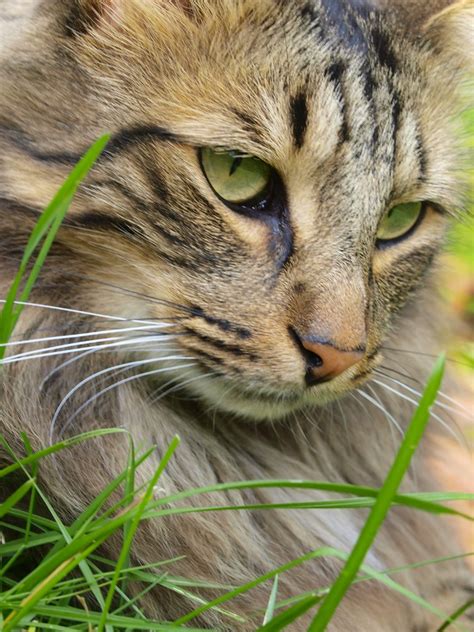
[387,1,474,68]
[65,0,197,36]
[65,0,123,37]
[384,1,463,25]
[422,0,474,68]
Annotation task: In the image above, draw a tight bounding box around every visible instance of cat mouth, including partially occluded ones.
[186,360,376,421]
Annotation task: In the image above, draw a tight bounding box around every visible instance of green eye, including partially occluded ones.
[200,147,272,204]
[377,202,423,243]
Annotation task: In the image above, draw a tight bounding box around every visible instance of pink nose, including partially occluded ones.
[300,339,364,385]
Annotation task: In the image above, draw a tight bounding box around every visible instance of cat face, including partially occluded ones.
[2,0,469,420]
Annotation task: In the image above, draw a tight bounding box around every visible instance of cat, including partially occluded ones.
[0,0,473,629]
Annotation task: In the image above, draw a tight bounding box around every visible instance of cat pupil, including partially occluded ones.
[228,156,242,176]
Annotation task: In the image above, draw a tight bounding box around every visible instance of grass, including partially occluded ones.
[0,135,110,362]
[0,117,473,629]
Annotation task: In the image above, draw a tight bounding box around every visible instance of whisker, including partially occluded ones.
[41,342,182,389]
[336,399,350,441]
[0,323,174,349]
[374,371,473,420]
[1,336,125,364]
[5,318,181,343]
[11,316,183,340]
[55,361,196,441]
[382,346,471,369]
[150,372,215,405]
[378,365,420,385]
[1,334,176,366]
[379,365,472,414]
[147,367,196,404]
[356,388,404,438]
[371,378,465,445]
[25,272,202,319]
[55,272,203,319]
[0,299,163,326]
[49,354,193,442]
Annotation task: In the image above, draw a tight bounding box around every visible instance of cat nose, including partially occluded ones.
[289,328,365,385]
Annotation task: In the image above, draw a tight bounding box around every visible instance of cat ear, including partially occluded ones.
[385,0,463,24]
[422,0,474,68]
[388,0,474,68]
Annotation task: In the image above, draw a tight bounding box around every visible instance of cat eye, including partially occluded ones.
[376,202,424,245]
[200,147,272,205]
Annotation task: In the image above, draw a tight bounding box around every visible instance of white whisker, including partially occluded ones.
[0,323,174,349]
[380,365,473,415]
[371,378,464,444]
[336,399,350,441]
[147,368,196,403]
[2,334,175,365]
[9,318,177,341]
[49,355,193,442]
[41,342,181,388]
[150,372,214,404]
[356,388,404,438]
[374,373,473,421]
[434,390,473,415]
[55,361,196,441]
[0,299,162,326]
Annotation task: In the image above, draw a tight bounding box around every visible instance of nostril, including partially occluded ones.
[288,325,365,385]
[288,326,324,369]
[305,349,324,369]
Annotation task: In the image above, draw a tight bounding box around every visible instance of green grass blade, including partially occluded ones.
[120,436,137,600]
[0,532,60,558]
[148,480,472,521]
[0,434,113,632]
[97,436,181,632]
[142,497,471,522]
[44,445,155,559]
[438,598,474,631]
[0,428,127,479]
[174,547,335,625]
[17,604,208,631]
[0,480,34,519]
[258,546,459,631]
[269,552,474,614]
[258,594,321,630]
[262,575,279,625]
[308,354,446,631]
[0,134,109,359]
[20,434,39,547]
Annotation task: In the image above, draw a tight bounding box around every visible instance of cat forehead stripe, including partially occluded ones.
[0,123,180,166]
[290,92,309,149]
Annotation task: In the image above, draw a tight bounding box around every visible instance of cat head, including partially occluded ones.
[2,0,472,420]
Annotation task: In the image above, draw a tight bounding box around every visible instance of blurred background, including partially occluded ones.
[444,100,474,369]
[436,92,473,557]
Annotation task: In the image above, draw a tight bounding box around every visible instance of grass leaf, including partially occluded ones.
[262,575,279,625]
[308,354,447,630]
[0,134,109,359]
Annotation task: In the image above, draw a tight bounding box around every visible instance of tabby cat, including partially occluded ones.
[0,0,472,629]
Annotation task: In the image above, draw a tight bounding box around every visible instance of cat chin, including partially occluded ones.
[186,374,348,422]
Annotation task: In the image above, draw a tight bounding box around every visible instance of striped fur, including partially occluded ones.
[0,1,472,628]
